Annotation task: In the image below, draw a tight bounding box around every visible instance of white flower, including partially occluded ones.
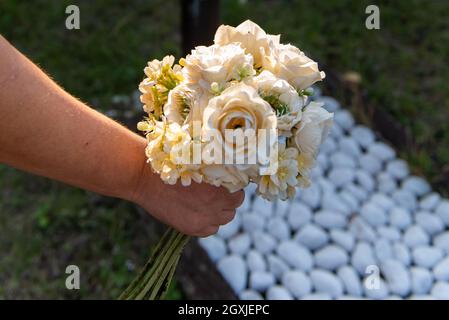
[253,70,304,136]
[181,43,255,91]
[214,20,279,67]
[257,143,299,201]
[294,102,333,159]
[139,55,183,119]
[202,83,277,167]
[202,165,249,192]
[262,43,325,90]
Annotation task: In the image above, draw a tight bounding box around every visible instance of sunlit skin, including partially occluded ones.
[0,35,244,237]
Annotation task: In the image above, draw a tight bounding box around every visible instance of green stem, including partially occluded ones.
[118,228,191,300]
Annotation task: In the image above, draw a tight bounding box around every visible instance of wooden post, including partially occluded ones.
[181,0,220,56]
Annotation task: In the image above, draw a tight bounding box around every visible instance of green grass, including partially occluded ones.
[0,0,448,298]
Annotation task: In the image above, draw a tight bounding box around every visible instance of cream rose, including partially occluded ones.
[294,102,333,158]
[262,44,325,90]
[202,83,277,165]
[214,20,279,68]
[253,70,304,137]
[181,43,255,91]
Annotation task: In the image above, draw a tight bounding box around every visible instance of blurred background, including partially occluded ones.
[0,0,448,299]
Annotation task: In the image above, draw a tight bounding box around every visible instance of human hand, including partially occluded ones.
[130,165,245,237]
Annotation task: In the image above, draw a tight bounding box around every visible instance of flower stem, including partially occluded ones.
[118,228,190,300]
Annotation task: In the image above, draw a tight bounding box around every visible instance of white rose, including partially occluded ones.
[253,70,304,136]
[202,165,249,193]
[202,83,277,165]
[181,43,255,91]
[294,102,333,158]
[214,20,279,67]
[262,43,325,90]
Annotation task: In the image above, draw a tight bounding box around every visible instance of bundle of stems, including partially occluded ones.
[119,228,190,300]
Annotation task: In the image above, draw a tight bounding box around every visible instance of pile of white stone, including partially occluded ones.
[199,92,449,300]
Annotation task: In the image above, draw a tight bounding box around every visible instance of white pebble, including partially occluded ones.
[355,170,375,192]
[320,136,337,155]
[412,246,443,268]
[349,217,377,243]
[345,183,369,202]
[419,193,441,211]
[360,203,387,227]
[370,193,395,211]
[403,225,430,248]
[321,192,351,216]
[402,176,431,197]
[377,226,401,242]
[435,200,449,226]
[249,271,275,292]
[241,213,265,233]
[297,183,322,209]
[359,154,382,175]
[239,190,253,212]
[277,241,314,271]
[434,231,449,253]
[334,109,355,131]
[198,236,226,262]
[282,271,312,299]
[252,197,274,217]
[240,290,263,300]
[381,259,411,297]
[374,239,393,261]
[337,266,363,297]
[330,152,356,168]
[288,202,312,230]
[389,207,412,230]
[266,286,293,300]
[315,245,349,270]
[410,267,433,295]
[252,231,276,254]
[294,224,329,250]
[274,199,291,218]
[314,210,347,229]
[351,242,377,275]
[317,153,330,171]
[377,174,397,194]
[392,189,417,211]
[330,229,355,251]
[351,125,375,148]
[317,177,336,194]
[217,255,247,294]
[310,269,344,298]
[328,168,355,187]
[433,256,449,281]
[392,242,411,266]
[368,142,396,161]
[229,233,251,255]
[330,122,344,138]
[217,214,241,239]
[267,217,290,241]
[339,191,359,212]
[267,254,290,280]
[386,159,409,180]
[247,250,266,272]
[317,96,340,112]
[339,137,362,158]
[431,282,449,300]
[415,212,444,236]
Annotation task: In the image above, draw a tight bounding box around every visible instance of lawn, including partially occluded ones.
[0,0,448,298]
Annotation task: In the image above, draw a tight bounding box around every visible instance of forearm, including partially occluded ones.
[0,35,147,201]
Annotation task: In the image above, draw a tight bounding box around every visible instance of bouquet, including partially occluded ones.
[119,20,332,300]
